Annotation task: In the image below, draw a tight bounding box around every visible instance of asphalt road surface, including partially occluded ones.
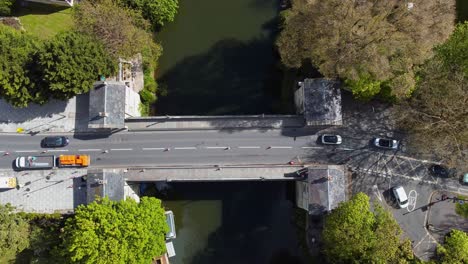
[0,129,410,170]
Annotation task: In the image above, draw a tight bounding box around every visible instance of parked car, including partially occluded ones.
[319,134,342,145]
[429,164,450,178]
[463,173,468,185]
[392,186,409,208]
[373,138,398,150]
[41,136,69,148]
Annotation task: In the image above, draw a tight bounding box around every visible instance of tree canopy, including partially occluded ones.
[73,0,162,60]
[0,24,46,107]
[0,0,15,16]
[322,192,413,263]
[437,229,468,264]
[0,204,30,260]
[38,31,116,100]
[277,0,455,100]
[117,0,178,28]
[396,22,468,171]
[62,197,168,264]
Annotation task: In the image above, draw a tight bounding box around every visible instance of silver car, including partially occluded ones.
[319,134,342,145]
[373,138,398,150]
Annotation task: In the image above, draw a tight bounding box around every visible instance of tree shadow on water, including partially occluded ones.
[155,37,282,115]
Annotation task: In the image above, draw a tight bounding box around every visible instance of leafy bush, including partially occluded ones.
[455,196,468,218]
[38,31,116,99]
[62,197,168,263]
[0,0,15,16]
[0,204,30,261]
[0,24,46,107]
[117,0,178,28]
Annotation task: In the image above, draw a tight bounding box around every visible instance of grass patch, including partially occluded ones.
[455,195,468,218]
[14,2,73,39]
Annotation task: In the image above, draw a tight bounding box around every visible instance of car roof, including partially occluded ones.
[394,186,408,201]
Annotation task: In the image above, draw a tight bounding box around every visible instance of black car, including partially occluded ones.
[429,164,450,178]
[41,136,69,148]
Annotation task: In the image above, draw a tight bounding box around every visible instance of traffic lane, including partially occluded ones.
[0,130,316,150]
[0,146,314,169]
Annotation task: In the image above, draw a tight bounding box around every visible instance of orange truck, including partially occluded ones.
[58,155,90,167]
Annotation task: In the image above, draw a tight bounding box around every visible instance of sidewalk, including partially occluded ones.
[0,169,87,213]
[0,95,89,134]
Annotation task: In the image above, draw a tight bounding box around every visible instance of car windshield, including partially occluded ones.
[46,137,62,145]
[324,136,337,143]
[379,139,391,147]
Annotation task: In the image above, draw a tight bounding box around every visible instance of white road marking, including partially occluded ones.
[206,146,229,149]
[407,190,417,212]
[78,149,101,151]
[270,146,293,149]
[373,185,382,202]
[337,147,354,151]
[15,150,37,153]
[174,147,197,150]
[0,151,5,153]
[142,148,166,150]
[110,148,132,151]
[301,146,323,149]
[47,149,69,152]
[238,146,261,149]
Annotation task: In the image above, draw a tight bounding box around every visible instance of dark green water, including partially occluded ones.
[144,182,307,264]
[155,0,286,115]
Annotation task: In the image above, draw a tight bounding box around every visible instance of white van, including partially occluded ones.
[392,186,409,208]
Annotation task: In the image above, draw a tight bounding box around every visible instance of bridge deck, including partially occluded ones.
[125,115,305,131]
[124,164,306,182]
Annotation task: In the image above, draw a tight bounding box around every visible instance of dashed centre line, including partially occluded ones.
[142,148,166,150]
[206,146,229,149]
[270,146,293,149]
[110,148,132,151]
[78,149,101,152]
[174,147,197,150]
[15,150,37,153]
[47,149,69,152]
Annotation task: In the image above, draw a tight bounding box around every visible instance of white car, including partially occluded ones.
[392,186,409,208]
[373,138,398,150]
[319,134,342,145]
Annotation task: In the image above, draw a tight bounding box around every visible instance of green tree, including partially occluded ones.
[117,0,178,28]
[396,22,468,171]
[62,197,168,264]
[277,0,455,100]
[0,204,30,261]
[322,192,413,263]
[0,24,45,107]
[73,0,162,60]
[0,0,15,16]
[38,31,116,99]
[437,229,468,264]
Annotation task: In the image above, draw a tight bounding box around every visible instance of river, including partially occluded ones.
[142,182,307,264]
[154,0,290,115]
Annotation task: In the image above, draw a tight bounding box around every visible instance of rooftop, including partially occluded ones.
[88,82,126,129]
[86,169,125,204]
[295,78,342,126]
[307,165,346,215]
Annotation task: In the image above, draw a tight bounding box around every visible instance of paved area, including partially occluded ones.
[350,170,438,261]
[427,191,468,243]
[126,115,305,130]
[0,169,87,213]
[125,164,306,181]
[0,95,89,133]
